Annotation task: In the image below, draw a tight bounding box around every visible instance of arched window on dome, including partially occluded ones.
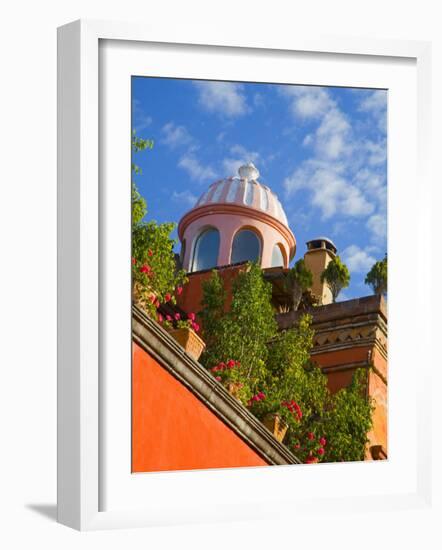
[271,243,286,268]
[191,228,220,272]
[231,229,261,265]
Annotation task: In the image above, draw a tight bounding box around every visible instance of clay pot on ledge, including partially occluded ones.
[226,382,244,400]
[262,413,288,443]
[167,327,206,361]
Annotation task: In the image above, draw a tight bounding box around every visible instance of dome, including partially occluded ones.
[194,163,289,227]
[178,163,296,272]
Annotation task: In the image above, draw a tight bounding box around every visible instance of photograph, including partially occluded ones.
[130,76,388,473]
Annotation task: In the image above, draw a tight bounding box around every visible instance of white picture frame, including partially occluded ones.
[57,19,432,531]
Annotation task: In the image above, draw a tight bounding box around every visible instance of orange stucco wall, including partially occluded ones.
[366,348,388,456]
[313,344,388,457]
[132,342,268,473]
[176,264,247,325]
[313,346,372,393]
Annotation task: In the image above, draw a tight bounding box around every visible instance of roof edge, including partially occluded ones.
[132,305,300,466]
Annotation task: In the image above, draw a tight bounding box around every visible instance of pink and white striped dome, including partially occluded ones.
[194,163,289,227]
[178,163,296,272]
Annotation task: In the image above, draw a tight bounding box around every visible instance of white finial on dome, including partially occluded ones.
[238,162,260,181]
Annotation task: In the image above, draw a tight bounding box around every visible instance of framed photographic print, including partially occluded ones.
[57,19,432,530]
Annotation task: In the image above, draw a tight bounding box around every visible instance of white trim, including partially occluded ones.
[57,19,432,530]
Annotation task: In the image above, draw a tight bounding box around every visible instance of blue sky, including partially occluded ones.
[132,77,387,300]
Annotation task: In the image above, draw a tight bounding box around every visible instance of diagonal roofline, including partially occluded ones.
[132,305,300,466]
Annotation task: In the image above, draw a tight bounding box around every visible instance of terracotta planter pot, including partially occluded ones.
[226,382,243,399]
[168,327,206,361]
[262,413,288,443]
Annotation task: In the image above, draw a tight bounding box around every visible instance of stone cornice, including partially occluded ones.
[178,203,296,259]
[132,305,300,466]
[277,295,388,361]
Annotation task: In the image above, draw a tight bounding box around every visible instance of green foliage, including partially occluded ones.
[284,259,314,311]
[200,264,373,463]
[365,254,387,296]
[199,264,277,403]
[132,182,147,226]
[320,255,350,302]
[131,132,187,316]
[289,259,313,290]
[199,270,227,359]
[321,369,375,462]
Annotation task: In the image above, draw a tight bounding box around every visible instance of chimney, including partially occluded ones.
[303,237,337,305]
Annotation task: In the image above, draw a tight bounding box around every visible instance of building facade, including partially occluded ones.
[175,163,388,460]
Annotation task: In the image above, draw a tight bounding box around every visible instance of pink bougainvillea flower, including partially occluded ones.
[188,312,196,321]
[157,314,163,323]
[176,286,183,295]
[149,294,156,304]
[227,359,235,368]
[140,264,151,274]
[258,392,266,400]
[305,457,319,464]
[154,299,160,309]
[174,313,181,321]
[317,447,325,456]
[148,249,153,257]
[192,322,200,332]
[307,432,315,440]
[131,257,136,265]
[319,437,327,446]
[215,376,222,382]
[164,293,172,302]
[166,315,172,322]
[294,443,301,449]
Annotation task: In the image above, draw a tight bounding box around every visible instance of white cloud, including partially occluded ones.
[132,99,153,132]
[178,154,216,183]
[354,168,386,205]
[161,122,193,149]
[363,138,387,166]
[222,144,260,176]
[358,90,387,134]
[280,86,352,161]
[172,190,198,207]
[342,245,376,273]
[194,81,249,117]
[314,108,352,160]
[359,90,387,113]
[367,213,387,242]
[279,85,335,119]
[281,85,387,228]
[284,159,374,220]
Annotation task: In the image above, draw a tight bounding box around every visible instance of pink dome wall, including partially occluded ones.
[178,164,296,272]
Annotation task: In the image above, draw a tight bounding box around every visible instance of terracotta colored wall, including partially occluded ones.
[366,348,388,456]
[132,342,268,472]
[176,264,247,323]
[313,344,388,458]
[312,346,372,394]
